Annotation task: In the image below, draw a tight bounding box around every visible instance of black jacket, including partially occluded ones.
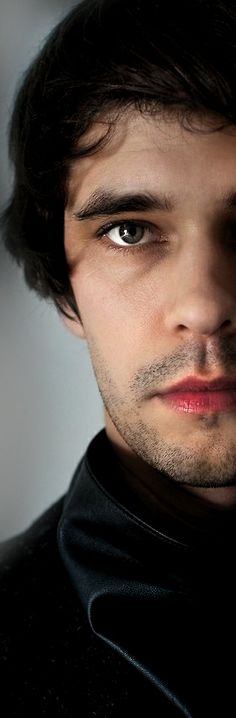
[1,428,236,717]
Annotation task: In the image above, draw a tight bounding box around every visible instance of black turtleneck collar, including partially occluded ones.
[58,427,236,716]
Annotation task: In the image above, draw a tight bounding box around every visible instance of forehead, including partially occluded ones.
[66,110,236,209]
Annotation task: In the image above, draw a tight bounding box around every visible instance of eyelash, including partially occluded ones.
[95,220,167,255]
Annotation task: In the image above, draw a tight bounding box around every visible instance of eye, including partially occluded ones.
[106,222,150,246]
[94,218,169,257]
[95,220,165,254]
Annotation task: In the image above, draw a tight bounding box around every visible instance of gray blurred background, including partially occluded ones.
[0,0,103,540]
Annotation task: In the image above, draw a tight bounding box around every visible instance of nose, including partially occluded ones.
[165,243,236,338]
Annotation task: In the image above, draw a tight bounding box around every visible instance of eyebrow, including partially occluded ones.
[72,189,176,221]
[72,188,236,222]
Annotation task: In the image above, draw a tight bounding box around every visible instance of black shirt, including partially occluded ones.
[1,427,236,716]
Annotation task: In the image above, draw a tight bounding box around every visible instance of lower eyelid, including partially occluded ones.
[97,233,168,257]
[101,237,152,254]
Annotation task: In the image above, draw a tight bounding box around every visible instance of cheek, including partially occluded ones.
[70,252,167,359]
[71,258,134,348]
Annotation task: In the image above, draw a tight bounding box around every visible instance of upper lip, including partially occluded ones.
[153,376,236,395]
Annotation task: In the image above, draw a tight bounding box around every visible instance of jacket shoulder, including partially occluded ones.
[0,493,83,615]
[0,497,92,714]
[0,498,180,716]
[0,495,68,595]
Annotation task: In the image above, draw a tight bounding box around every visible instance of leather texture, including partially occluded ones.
[1,427,235,715]
[58,428,236,717]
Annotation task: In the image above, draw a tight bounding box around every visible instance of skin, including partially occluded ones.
[63,108,236,528]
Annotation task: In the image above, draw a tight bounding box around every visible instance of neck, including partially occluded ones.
[105,419,236,541]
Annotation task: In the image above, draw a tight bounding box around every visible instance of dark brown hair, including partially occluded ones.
[1,0,236,322]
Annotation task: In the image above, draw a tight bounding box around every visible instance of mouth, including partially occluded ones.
[149,375,236,414]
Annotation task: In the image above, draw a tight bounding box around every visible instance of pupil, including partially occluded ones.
[120,223,142,244]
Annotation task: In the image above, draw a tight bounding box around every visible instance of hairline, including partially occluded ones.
[64,101,233,209]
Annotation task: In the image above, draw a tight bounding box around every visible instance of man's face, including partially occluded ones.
[64,110,236,492]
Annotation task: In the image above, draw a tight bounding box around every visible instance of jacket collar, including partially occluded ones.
[58,428,236,716]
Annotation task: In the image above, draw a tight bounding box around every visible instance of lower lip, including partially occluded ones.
[154,390,236,414]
